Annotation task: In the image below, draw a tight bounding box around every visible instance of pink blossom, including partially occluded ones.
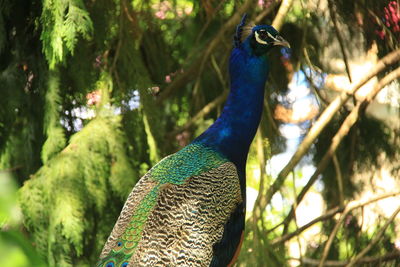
[155,11,166,20]
[86,90,102,106]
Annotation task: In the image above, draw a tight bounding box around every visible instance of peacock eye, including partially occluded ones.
[254,30,269,45]
[257,30,268,40]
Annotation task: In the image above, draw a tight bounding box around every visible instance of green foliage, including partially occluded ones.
[0,16,5,55]
[238,223,288,267]
[0,231,48,267]
[19,114,138,266]
[0,172,21,227]
[41,0,93,68]
[0,172,47,267]
[41,68,67,163]
[0,0,398,265]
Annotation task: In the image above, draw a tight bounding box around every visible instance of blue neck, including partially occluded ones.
[194,44,269,170]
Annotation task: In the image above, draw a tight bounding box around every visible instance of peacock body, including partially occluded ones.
[97,15,289,267]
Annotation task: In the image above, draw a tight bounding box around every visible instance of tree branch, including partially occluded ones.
[277,65,400,236]
[272,0,294,31]
[332,153,344,207]
[292,251,400,266]
[272,190,400,246]
[156,0,257,103]
[346,206,400,267]
[262,49,400,213]
[271,206,342,245]
[254,0,282,24]
[328,0,352,83]
[318,191,400,267]
[167,90,229,138]
[252,128,268,224]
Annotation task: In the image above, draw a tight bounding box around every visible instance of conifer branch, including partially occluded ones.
[41,67,66,163]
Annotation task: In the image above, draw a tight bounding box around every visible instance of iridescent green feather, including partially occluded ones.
[97,143,229,266]
[150,143,228,184]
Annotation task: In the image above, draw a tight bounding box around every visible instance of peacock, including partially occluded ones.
[97,14,289,267]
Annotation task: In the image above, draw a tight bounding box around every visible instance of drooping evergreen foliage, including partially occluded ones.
[41,68,67,163]
[0,0,399,266]
[19,113,137,266]
[40,0,93,68]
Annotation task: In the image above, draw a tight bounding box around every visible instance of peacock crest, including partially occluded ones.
[234,14,255,47]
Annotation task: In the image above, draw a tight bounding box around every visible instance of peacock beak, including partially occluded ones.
[273,35,290,48]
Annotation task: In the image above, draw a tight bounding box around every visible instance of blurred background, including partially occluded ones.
[0,0,399,266]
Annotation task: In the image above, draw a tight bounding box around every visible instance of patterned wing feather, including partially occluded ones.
[97,144,243,267]
[130,161,242,266]
[98,173,158,266]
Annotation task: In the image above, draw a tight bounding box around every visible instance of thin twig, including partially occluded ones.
[249,129,267,248]
[195,1,227,44]
[210,54,228,89]
[319,209,349,267]
[254,0,282,24]
[0,165,23,173]
[167,90,229,138]
[111,0,126,73]
[252,129,267,224]
[263,98,280,134]
[301,65,329,107]
[273,192,400,246]
[318,191,400,267]
[346,206,400,267]
[167,53,229,138]
[271,206,342,245]
[332,153,344,207]
[291,172,304,263]
[122,0,135,23]
[328,0,352,83]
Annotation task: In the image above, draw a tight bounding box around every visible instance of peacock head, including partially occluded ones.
[234,14,290,56]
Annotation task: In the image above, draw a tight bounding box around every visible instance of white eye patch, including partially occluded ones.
[255,31,268,44]
[255,30,280,45]
[267,31,280,42]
